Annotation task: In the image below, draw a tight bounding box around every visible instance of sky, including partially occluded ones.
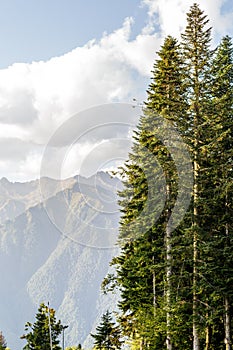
[0,0,233,182]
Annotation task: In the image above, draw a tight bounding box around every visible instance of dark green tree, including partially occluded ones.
[105,34,190,349]
[91,311,122,349]
[21,303,63,350]
[144,34,190,350]
[201,35,233,350]
[103,3,233,350]
[0,331,7,350]
[181,3,212,349]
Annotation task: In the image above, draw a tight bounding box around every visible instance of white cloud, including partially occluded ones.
[0,16,159,181]
[201,0,233,41]
[141,0,189,38]
[39,103,142,180]
[0,143,43,182]
[0,90,38,125]
[141,0,233,43]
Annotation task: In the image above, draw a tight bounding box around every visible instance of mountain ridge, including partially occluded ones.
[0,172,120,349]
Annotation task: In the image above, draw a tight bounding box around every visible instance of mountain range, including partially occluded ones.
[0,172,121,349]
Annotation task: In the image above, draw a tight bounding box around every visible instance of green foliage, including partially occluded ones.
[91,311,122,349]
[21,303,63,350]
[110,22,191,350]
[103,3,233,350]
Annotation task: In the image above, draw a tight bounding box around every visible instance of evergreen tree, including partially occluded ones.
[106,34,190,349]
[181,4,212,349]
[212,35,233,350]
[103,3,233,350]
[145,35,189,350]
[91,311,122,349]
[202,35,233,349]
[21,303,63,350]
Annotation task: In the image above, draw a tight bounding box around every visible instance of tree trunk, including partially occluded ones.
[224,194,231,350]
[193,157,200,350]
[140,338,145,350]
[205,317,211,350]
[166,183,172,350]
[152,255,157,317]
[193,249,199,350]
[225,296,231,350]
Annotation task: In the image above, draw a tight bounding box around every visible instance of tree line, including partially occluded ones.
[0,303,121,349]
[103,2,233,350]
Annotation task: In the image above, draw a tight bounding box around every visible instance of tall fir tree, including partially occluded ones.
[181,4,212,349]
[103,4,233,350]
[91,310,122,350]
[144,34,189,350]
[21,303,63,350]
[107,35,190,349]
[202,35,233,349]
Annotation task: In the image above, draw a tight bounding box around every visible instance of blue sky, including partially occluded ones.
[0,0,147,68]
[0,0,232,181]
[0,0,232,67]
[1,0,232,69]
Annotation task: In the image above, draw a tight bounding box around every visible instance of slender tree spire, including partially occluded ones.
[181,4,212,350]
[146,35,187,350]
